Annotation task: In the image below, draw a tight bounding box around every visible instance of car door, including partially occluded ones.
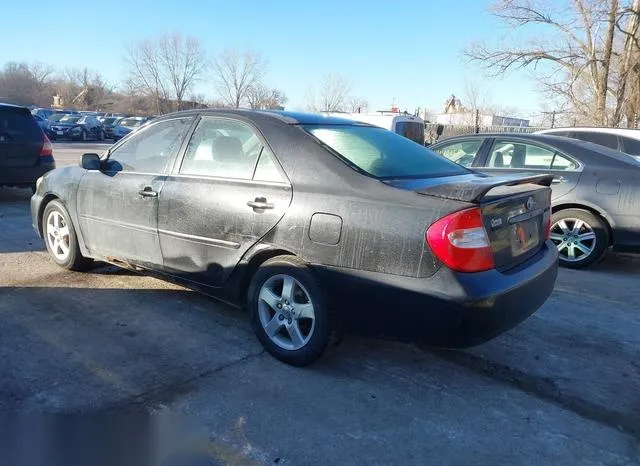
[431,137,489,168]
[157,116,292,287]
[76,116,194,269]
[478,138,582,201]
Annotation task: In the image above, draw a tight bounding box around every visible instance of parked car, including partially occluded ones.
[33,114,51,135]
[111,116,150,140]
[431,133,640,268]
[31,110,558,366]
[535,127,640,161]
[0,103,55,191]
[101,116,124,139]
[324,111,425,144]
[50,115,104,141]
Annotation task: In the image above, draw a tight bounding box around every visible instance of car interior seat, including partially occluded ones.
[511,144,526,168]
[493,151,504,167]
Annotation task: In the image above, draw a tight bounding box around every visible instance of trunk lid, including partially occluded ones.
[385,172,553,271]
[0,105,45,168]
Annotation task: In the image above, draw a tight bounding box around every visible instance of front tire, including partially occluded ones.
[550,209,609,269]
[42,200,92,271]
[248,256,334,366]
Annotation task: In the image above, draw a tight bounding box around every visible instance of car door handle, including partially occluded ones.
[247,197,274,210]
[138,188,158,198]
[551,176,567,184]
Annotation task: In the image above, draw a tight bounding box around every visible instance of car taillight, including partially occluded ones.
[543,189,552,240]
[426,207,495,273]
[40,134,53,157]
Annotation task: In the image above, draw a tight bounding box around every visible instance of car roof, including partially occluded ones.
[0,102,29,110]
[436,132,572,145]
[537,126,640,138]
[157,108,370,126]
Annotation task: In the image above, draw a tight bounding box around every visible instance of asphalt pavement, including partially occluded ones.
[0,143,638,464]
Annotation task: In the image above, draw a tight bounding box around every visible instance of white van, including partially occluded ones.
[535,127,640,161]
[323,112,425,144]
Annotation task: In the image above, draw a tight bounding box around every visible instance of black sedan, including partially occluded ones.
[431,133,640,269]
[31,110,557,366]
[49,115,104,141]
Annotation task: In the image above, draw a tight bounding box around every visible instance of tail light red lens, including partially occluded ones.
[543,189,552,240]
[40,134,53,158]
[426,207,495,273]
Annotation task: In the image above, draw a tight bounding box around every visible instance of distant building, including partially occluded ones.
[435,94,529,127]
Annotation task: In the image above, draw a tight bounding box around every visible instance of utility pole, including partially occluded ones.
[551,110,556,128]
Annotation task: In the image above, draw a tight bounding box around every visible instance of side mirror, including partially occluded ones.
[81,153,101,170]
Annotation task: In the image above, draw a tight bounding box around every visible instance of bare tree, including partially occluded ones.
[466,0,640,126]
[0,62,56,106]
[306,74,353,112]
[347,97,368,113]
[125,31,207,114]
[246,83,287,109]
[213,48,266,108]
[462,79,492,124]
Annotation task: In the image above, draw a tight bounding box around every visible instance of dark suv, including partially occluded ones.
[0,103,56,191]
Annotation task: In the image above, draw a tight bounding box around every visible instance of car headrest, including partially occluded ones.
[212,136,244,161]
[493,151,504,167]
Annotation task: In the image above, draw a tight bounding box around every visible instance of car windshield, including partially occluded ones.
[304,125,469,179]
[61,116,81,123]
[103,117,120,125]
[48,114,68,122]
[120,118,142,127]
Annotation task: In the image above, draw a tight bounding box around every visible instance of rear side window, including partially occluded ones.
[433,139,483,167]
[395,121,424,145]
[304,125,467,179]
[575,132,619,150]
[621,136,640,155]
[0,107,42,143]
[488,140,556,169]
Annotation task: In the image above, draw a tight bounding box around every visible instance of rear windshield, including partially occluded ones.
[304,124,468,179]
[0,107,42,142]
[396,121,425,144]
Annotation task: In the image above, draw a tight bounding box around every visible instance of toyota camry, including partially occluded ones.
[31,110,558,366]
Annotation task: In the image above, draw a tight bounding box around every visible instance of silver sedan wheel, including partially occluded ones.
[549,218,596,262]
[257,274,316,351]
[46,210,71,262]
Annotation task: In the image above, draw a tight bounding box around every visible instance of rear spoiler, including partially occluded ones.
[413,173,554,204]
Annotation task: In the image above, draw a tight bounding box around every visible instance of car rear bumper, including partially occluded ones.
[0,160,56,187]
[314,240,558,347]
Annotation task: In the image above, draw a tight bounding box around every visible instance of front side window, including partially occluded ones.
[433,139,483,167]
[487,140,556,169]
[106,117,193,174]
[180,117,264,180]
[304,125,467,179]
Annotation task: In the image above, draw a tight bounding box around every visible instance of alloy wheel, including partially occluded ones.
[46,210,71,261]
[257,274,316,351]
[549,218,596,262]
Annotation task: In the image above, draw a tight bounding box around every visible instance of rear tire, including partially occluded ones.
[550,209,609,269]
[247,256,335,366]
[42,200,92,271]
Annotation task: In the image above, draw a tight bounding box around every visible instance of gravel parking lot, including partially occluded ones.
[0,143,638,464]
